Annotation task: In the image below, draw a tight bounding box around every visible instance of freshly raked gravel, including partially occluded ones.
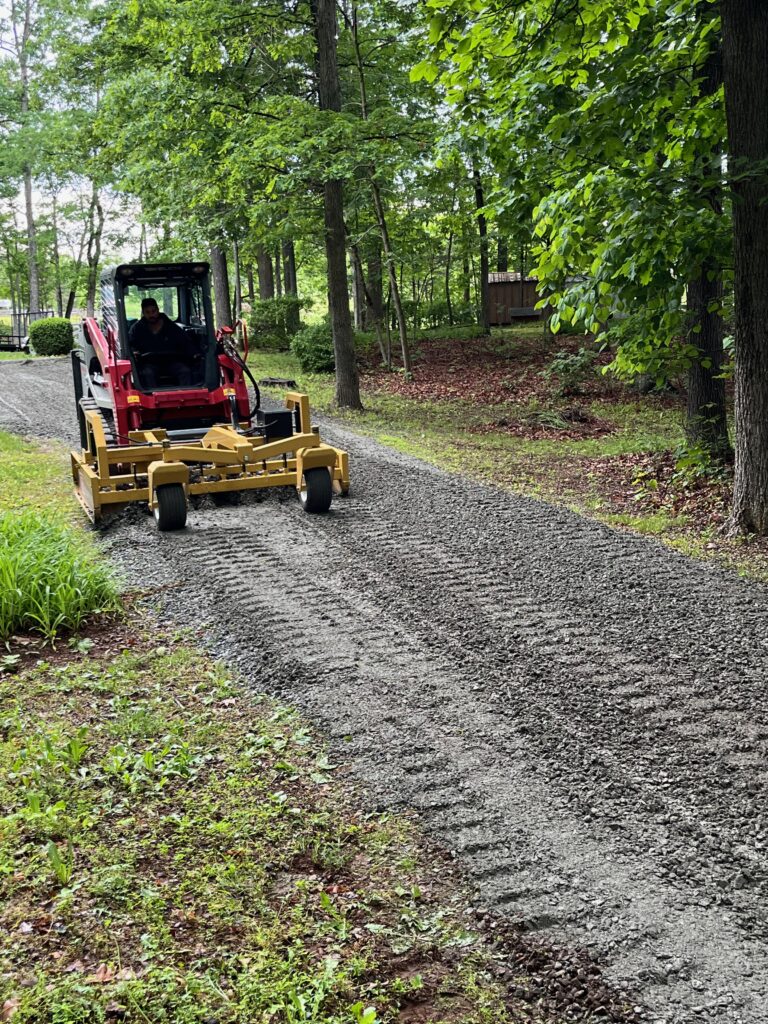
[3,356,768,1024]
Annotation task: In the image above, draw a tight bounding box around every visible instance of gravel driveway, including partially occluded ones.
[3,356,768,1023]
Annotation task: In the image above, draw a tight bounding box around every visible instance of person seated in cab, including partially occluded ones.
[129,297,193,389]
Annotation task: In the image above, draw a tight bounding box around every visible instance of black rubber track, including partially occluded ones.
[2,357,768,1023]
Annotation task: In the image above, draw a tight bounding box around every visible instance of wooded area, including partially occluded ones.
[1,0,767,532]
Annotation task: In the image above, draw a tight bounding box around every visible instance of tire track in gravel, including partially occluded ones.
[3,357,768,1022]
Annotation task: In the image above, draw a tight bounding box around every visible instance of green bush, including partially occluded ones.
[0,511,120,642]
[543,346,598,395]
[28,317,74,356]
[290,322,335,374]
[0,320,11,340]
[247,297,303,351]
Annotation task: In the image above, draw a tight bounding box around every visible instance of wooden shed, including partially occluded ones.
[488,273,543,325]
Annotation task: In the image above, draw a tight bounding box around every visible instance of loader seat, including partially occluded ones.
[128,327,219,392]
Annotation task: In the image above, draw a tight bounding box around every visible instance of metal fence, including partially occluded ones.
[0,310,54,351]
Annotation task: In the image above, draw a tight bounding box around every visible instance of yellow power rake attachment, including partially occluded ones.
[71,392,349,530]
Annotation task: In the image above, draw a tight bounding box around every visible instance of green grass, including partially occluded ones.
[0,635,526,1024]
[0,350,35,360]
[0,432,73,513]
[0,511,120,642]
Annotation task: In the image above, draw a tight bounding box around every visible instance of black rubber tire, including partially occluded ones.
[299,467,333,514]
[71,350,88,451]
[153,484,187,531]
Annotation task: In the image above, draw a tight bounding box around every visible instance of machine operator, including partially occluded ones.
[129,297,193,389]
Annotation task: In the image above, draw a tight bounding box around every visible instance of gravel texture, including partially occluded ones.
[3,356,768,1023]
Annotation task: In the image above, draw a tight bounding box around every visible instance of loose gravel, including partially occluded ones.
[3,356,768,1023]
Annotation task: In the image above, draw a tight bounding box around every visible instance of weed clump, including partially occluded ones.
[0,511,120,641]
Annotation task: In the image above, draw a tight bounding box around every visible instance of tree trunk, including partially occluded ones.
[723,0,768,533]
[369,177,411,374]
[352,249,366,330]
[350,239,387,364]
[311,0,361,409]
[274,246,283,297]
[282,239,298,295]
[233,239,242,320]
[281,240,300,333]
[256,246,274,299]
[368,246,383,325]
[473,166,491,334]
[51,193,63,317]
[16,0,40,314]
[686,271,729,456]
[246,265,255,304]
[497,236,508,273]
[685,34,731,459]
[85,191,104,318]
[445,231,454,326]
[210,244,232,329]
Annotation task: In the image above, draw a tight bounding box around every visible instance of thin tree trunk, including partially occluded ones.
[233,239,242,321]
[497,236,508,273]
[686,271,729,455]
[352,248,365,330]
[473,165,491,334]
[246,265,255,304]
[85,190,104,318]
[350,239,387,364]
[348,4,410,374]
[683,32,730,459]
[723,0,768,533]
[445,231,454,326]
[311,0,361,409]
[210,244,232,328]
[281,240,300,334]
[274,246,283,297]
[51,192,63,317]
[462,251,471,305]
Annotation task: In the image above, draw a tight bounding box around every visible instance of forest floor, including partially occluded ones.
[250,324,766,580]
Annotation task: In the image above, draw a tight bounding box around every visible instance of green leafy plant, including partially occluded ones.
[46,839,75,885]
[28,318,74,356]
[247,296,304,351]
[0,511,120,642]
[542,347,598,395]
[291,322,335,374]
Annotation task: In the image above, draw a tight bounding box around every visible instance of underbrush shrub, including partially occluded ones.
[247,297,303,350]
[0,511,120,641]
[290,322,335,374]
[543,346,598,395]
[0,321,11,341]
[28,317,74,356]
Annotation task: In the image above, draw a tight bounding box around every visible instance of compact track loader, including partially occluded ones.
[71,262,348,530]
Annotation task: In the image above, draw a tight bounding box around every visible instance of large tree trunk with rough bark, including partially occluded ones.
[256,247,274,299]
[722,0,768,533]
[210,244,232,329]
[311,0,361,409]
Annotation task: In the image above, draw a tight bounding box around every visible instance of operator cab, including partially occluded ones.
[101,262,220,393]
